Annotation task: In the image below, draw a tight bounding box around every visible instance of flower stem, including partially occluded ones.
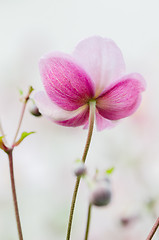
[66,101,96,240]
[12,86,33,146]
[8,149,23,240]
[81,101,96,164]
[0,120,8,146]
[66,177,80,240]
[84,204,92,240]
[6,86,33,240]
[146,217,159,240]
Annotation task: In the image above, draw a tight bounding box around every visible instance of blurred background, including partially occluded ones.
[0,0,159,239]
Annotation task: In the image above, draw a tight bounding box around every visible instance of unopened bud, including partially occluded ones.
[120,215,138,226]
[89,178,111,207]
[30,105,41,117]
[74,163,87,177]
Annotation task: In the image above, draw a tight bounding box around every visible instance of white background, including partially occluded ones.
[0,0,159,239]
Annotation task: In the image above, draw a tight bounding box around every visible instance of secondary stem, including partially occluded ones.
[146,217,159,240]
[0,120,8,146]
[12,102,27,145]
[12,86,33,146]
[8,149,23,240]
[84,204,92,240]
[7,86,33,239]
[66,100,96,240]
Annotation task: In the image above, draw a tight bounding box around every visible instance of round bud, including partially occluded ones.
[74,163,87,177]
[30,105,41,117]
[89,180,111,207]
[120,217,130,226]
[120,215,138,226]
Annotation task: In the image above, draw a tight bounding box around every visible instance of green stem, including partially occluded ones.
[146,217,159,240]
[66,101,96,240]
[8,150,23,240]
[84,204,92,240]
[81,101,96,164]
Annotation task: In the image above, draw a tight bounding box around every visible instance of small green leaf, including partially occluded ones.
[14,131,35,147]
[28,86,34,94]
[95,168,99,175]
[146,198,156,211]
[0,136,4,149]
[18,88,23,96]
[0,136,4,141]
[75,158,82,163]
[105,167,115,175]
[0,136,7,152]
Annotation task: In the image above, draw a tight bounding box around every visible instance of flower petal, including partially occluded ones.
[95,109,117,131]
[39,52,95,111]
[96,73,146,120]
[34,91,89,127]
[73,36,125,97]
[55,108,89,127]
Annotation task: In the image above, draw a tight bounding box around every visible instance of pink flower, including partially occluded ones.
[35,36,146,131]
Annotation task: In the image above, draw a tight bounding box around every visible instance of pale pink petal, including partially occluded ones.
[34,91,89,127]
[83,110,116,131]
[55,108,89,127]
[96,73,146,120]
[95,109,117,131]
[83,120,89,129]
[39,52,95,111]
[73,36,125,97]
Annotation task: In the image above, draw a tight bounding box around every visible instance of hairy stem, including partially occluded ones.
[8,150,23,240]
[66,101,96,240]
[146,217,159,240]
[84,204,92,240]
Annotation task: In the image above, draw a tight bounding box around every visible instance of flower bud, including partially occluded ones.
[74,163,87,177]
[30,105,41,117]
[89,178,111,207]
[120,215,138,226]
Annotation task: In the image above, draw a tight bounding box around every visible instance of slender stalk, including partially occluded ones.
[12,102,27,145]
[81,101,96,164]
[146,217,159,240]
[12,86,33,146]
[8,149,23,240]
[66,177,80,240]
[84,204,92,240]
[6,86,33,239]
[0,120,8,146]
[66,100,96,240]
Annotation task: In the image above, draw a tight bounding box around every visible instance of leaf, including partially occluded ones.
[14,131,35,147]
[28,86,34,94]
[0,136,4,148]
[18,89,23,96]
[75,158,82,163]
[105,167,115,175]
[95,168,99,175]
[0,136,7,152]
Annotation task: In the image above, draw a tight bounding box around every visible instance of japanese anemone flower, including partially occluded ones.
[34,36,145,131]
